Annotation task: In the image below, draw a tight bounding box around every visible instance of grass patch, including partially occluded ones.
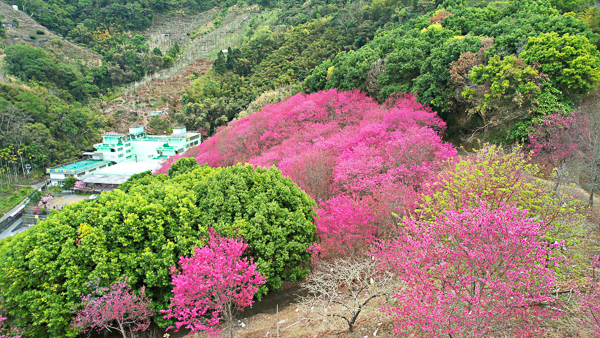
[0,186,33,215]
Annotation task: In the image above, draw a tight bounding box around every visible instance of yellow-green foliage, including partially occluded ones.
[418,144,581,246]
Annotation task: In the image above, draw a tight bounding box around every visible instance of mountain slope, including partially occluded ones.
[0,2,101,67]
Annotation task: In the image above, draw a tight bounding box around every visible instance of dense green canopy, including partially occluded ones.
[304,0,600,140]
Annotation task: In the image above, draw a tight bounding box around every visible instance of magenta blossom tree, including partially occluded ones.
[162,229,266,337]
[529,110,600,205]
[376,204,561,337]
[73,277,153,338]
[156,90,456,257]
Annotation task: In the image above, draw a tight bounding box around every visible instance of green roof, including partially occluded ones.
[47,160,111,174]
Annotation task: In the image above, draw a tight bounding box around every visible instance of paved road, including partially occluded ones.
[0,181,46,240]
[0,218,27,240]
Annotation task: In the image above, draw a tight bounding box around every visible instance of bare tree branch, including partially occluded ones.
[298,256,395,334]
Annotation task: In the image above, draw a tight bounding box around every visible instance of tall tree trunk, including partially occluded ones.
[118,321,128,338]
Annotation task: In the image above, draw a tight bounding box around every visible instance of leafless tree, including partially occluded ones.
[298,256,395,334]
[573,115,600,207]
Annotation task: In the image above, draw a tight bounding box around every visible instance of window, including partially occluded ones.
[118,154,124,158]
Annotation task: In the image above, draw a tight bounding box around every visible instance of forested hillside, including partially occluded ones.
[2,0,600,337]
[176,0,440,134]
[305,0,600,140]
[173,0,600,142]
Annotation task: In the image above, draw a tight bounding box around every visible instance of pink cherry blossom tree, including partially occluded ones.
[156,90,456,257]
[575,256,600,337]
[73,277,153,338]
[375,204,561,337]
[74,180,86,191]
[162,229,266,337]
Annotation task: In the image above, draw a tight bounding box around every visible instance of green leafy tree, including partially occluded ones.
[168,158,200,177]
[62,177,77,190]
[521,32,600,93]
[418,144,580,246]
[213,50,227,74]
[0,15,5,39]
[192,164,316,292]
[465,55,549,129]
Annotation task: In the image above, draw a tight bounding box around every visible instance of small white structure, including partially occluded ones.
[149,110,165,117]
[12,5,18,10]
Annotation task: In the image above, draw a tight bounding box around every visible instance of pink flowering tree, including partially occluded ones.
[74,180,86,191]
[528,112,581,170]
[315,195,377,257]
[375,204,561,337]
[32,204,42,215]
[156,90,456,257]
[38,195,53,213]
[529,111,600,205]
[162,230,266,337]
[73,277,153,338]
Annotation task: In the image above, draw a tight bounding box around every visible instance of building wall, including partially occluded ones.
[130,140,162,160]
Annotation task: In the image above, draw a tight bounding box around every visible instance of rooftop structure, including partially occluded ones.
[46,160,112,186]
[47,126,200,187]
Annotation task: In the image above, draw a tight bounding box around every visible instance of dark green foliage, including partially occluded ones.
[36,29,45,35]
[304,0,599,140]
[174,98,238,136]
[550,0,592,12]
[62,177,77,190]
[214,50,227,74]
[168,158,200,177]
[3,45,100,101]
[0,164,316,337]
[0,83,103,171]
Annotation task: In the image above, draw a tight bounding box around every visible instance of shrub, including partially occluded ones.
[35,29,44,35]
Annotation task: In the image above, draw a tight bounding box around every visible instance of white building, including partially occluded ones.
[47,126,200,187]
